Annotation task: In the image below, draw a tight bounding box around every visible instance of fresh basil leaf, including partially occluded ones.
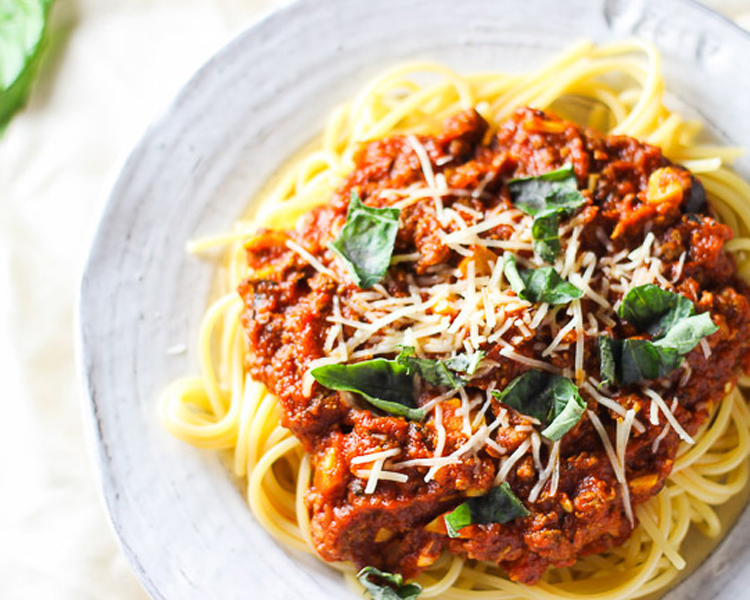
[311,359,424,420]
[493,370,553,422]
[502,253,526,292]
[508,164,586,263]
[621,339,682,383]
[599,336,618,387]
[530,211,561,264]
[396,347,484,387]
[542,385,588,441]
[444,350,485,376]
[444,483,530,538]
[444,502,472,538]
[491,370,586,441]
[602,285,718,385]
[508,164,582,215]
[653,312,718,355]
[0,0,52,130]
[463,483,530,524]
[329,190,400,289]
[599,337,682,386]
[357,567,422,600]
[396,346,466,388]
[503,254,583,305]
[618,284,695,337]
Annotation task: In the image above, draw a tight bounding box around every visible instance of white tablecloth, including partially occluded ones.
[1,1,748,598]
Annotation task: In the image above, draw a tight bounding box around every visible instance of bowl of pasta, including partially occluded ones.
[79,1,750,599]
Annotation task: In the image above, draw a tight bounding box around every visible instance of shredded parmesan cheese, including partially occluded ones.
[286,239,339,280]
[588,410,634,526]
[528,441,561,503]
[643,388,694,444]
[496,438,532,484]
[351,448,401,465]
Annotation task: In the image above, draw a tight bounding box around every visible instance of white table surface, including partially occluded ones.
[1,1,748,598]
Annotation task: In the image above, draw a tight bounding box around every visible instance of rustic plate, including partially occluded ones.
[78,1,750,599]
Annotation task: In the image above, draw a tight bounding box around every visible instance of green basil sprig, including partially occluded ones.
[0,0,52,130]
[311,359,423,420]
[599,337,680,386]
[655,312,718,354]
[444,483,530,538]
[329,190,401,288]
[356,567,422,600]
[444,351,485,377]
[508,164,586,263]
[310,349,484,420]
[600,284,719,386]
[617,283,694,337]
[396,346,484,388]
[491,370,586,441]
[503,254,583,305]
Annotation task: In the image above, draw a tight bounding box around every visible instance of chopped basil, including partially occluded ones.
[508,164,586,263]
[530,212,562,263]
[356,567,422,600]
[396,346,484,388]
[601,284,719,385]
[0,0,52,130]
[311,359,424,420]
[444,483,530,538]
[617,284,694,337]
[329,190,400,288]
[599,337,681,386]
[508,164,583,214]
[655,312,718,355]
[444,502,472,538]
[598,335,619,386]
[491,370,586,441]
[503,254,583,305]
[396,347,464,388]
[312,347,486,420]
[445,350,486,376]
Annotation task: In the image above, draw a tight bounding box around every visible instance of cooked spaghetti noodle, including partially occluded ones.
[159,40,750,599]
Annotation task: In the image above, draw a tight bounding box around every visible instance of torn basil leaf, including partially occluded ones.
[311,359,424,420]
[491,370,586,441]
[444,483,530,538]
[508,164,586,263]
[508,164,583,214]
[618,284,694,337]
[599,336,619,387]
[654,312,718,355]
[357,567,422,600]
[503,254,583,305]
[601,284,718,385]
[444,502,471,538]
[396,346,484,388]
[531,212,562,264]
[445,350,485,376]
[329,190,400,288]
[599,337,682,386]
[312,347,488,419]
[396,346,466,388]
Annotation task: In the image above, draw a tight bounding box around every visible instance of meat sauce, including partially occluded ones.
[238,108,750,584]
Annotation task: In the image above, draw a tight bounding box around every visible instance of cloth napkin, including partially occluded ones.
[0,1,747,599]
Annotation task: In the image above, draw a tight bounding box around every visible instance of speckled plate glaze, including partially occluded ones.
[79,1,750,599]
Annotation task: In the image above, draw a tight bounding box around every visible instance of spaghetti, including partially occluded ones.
[159,40,750,599]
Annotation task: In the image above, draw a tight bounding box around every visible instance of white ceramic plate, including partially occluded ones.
[79,1,750,598]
